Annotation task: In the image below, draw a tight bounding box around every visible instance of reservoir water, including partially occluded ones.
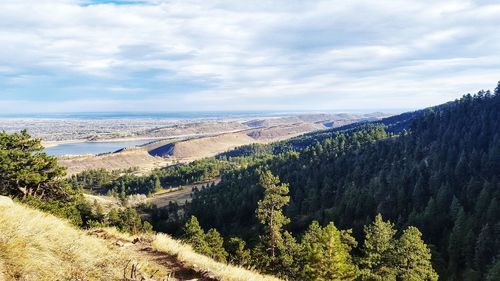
[45,140,151,156]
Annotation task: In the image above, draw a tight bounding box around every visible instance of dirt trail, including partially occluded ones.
[89,229,219,281]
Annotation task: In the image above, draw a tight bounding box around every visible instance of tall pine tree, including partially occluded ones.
[256,170,290,261]
[359,214,398,281]
[302,221,358,281]
[183,216,210,256]
[396,226,438,281]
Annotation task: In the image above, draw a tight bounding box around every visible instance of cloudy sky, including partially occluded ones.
[0,0,499,113]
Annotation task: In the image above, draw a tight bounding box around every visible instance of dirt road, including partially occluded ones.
[145,179,220,208]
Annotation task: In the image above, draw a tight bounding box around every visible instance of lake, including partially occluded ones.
[45,140,151,156]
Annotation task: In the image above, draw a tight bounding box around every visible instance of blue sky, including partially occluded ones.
[0,0,499,113]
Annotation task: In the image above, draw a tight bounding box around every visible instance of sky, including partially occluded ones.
[0,0,499,113]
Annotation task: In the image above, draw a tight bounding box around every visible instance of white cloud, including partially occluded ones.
[0,0,499,113]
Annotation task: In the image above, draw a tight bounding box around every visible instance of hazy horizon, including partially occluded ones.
[0,108,416,119]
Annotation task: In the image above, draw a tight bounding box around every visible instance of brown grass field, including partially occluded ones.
[0,197,280,281]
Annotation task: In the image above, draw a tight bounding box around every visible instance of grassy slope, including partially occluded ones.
[0,198,280,281]
[152,234,280,281]
[0,200,152,281]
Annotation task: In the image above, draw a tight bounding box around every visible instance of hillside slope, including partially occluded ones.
[148,123,324,159]
[59,149,171,176]
[185,87,500,280]
[219,106,431,158]
[0,197,280,281]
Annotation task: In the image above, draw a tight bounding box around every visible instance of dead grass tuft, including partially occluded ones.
[0,201,281,281]
[0,201,160,281]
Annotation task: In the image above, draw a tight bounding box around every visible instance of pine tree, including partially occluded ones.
[153,176,161,192]
[449,196,462,220]
[107,208,120,226]
[396,226,438,281]
[227,237,251,266]
[474,224,495,274]
[359,214,398,281]
[302,221,323,245]
[205,228,228,262]
[279,231,302,279]
[448,208,467,275]
[486,198,500,224]
[302,222,358,281]
[92,199,105,223]
[113,208,143,234]
[256,170,290,261]
[474,187,491,220]
[183,216,210,255]
[0,130,66,199]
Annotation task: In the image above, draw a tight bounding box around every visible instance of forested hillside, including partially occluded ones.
[181,85,500,280]
[4,86,499,280]
[217,103,427,158]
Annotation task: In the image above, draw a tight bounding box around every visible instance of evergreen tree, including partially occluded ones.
[486,198,500,224]
[302,222,358,281]
[474,224,495,275]
[153,175,162,192]
[227,237,251,266]
[256,170,290,261]
[107,208,120,226]
[449,196,462,221]
[183,216,210,255]
[279,231,302,279]
[448,208,467,275]
[205,228,228,262]
[396,226,438,281]
[121,208,143,234]
[92,199,105,223]
[0,130,66,199]
[359,214,398,281]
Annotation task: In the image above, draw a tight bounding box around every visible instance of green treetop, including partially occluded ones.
[359,214,398,281]
[205,228,228,262]
[0,130,66,199]
[183,216,210,255]
[256,170,290,260]
[227,237,251,266]
[302,221,358,281]
[396,226,438,281]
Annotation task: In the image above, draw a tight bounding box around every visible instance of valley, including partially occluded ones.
[21,113,386,175]
[2,89,500,281]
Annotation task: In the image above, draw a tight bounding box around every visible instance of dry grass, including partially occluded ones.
[59,122,322,175]
[152,234,281,281]
[148,123,323,160]
[0,200,281,281]
[0,201,162,281]
[59,149,170,176]
[93,228,282,281]
[164,132,258,160]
